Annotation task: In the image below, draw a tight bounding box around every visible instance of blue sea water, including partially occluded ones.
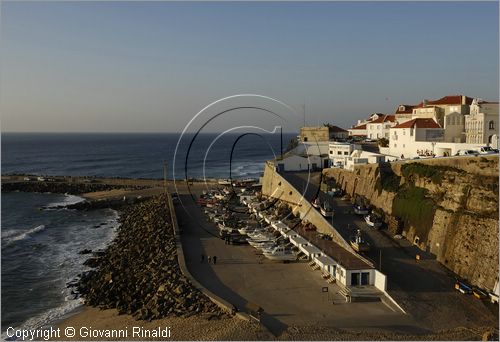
[1,132,296,333]
[1,132,296,179]
[1,192,118,333]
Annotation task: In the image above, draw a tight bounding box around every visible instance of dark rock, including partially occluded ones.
[76,195,223,321]
[83,257,100,268]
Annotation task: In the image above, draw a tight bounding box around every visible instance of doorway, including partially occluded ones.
[351,272,360,286]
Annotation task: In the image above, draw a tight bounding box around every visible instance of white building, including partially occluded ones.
[328,125,349,141]
[395,95,475,143]
[328,142,361,167]
[274,154,324,172]
[389,118,444,158]
[348,123,367,138]
[465,99,499,145]
[348,113,386,138]
[365,114,397,140]
[345,150,386,170]
[275,141,330,172]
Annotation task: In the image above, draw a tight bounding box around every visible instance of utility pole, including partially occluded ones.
[280,126,283,160]
[379,249,382,272]
[163,160,168,195]
[302,104,306,127]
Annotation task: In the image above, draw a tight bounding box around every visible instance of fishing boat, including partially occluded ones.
[257,242,282,252]
[349,229,370,252]
[353,204,369,215]
[312,198,321,208]
[218,222,239,233]
[226,233,248,245]
[248,239,275,248]
[263,246,297,261]
[320,202,334,218]
[247,232,274,242]
[214,193,226,200]
[364,214,382,228]
[326,187,341,197]
[238,226,264,235]
[218,179,232,185]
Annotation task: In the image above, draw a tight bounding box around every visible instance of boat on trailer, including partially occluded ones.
[263,246,297,261]
[353,204,369,215]
[320,202,334,218]
[364,214,382,228]
[349,229,370,252]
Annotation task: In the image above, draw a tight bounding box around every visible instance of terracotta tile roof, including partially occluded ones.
[396,95,473,114]
[350,124,366,130]
[415,95,474,107]
[392,118,442,129]
[395,104,416,114]
[368,114,396,123]
[430,95,473,105]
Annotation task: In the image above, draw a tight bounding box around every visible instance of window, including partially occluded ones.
[337,151,342,155]
[394,144,397,148]
[304,137,308,142]
[403,130,406,135]
[329,150,333,154]
[489,121,495,130]
[344,151,349,155]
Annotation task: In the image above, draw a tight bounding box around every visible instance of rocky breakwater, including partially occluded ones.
[77,195,223,321]
[324,156,499,291]
[2,181,146,195]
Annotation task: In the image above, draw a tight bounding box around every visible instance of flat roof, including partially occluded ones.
[290,235,309,246]
[283,230,299,238]
[315,255,336,267]
[273,221,289,230]
[300,244,322,255]
[295,226,374,270]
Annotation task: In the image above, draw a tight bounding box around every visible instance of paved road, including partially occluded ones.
[175,191,423,336]
[282,171,498,331]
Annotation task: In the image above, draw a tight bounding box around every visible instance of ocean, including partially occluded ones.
[1,132,296,333]
[1,132,296,180]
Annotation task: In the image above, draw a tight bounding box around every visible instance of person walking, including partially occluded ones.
[207,255,211,264]
[213,255,217,265]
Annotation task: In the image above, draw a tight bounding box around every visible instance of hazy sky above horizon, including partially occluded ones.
[1,1,498,133]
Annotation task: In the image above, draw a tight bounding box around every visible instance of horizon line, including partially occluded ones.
[1,131,300,134]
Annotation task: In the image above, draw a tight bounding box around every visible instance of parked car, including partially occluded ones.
[455,280,473,294]
[455,150,479,156]
[478,146,498,155]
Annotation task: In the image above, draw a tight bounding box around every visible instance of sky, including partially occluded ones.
[1,1,498,133]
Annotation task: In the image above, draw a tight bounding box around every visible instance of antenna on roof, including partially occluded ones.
[302,104,306,127]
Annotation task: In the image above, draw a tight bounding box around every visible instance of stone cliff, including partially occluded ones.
[323,156,499,291]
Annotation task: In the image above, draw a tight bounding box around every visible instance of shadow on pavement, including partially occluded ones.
[176,194,289,337]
